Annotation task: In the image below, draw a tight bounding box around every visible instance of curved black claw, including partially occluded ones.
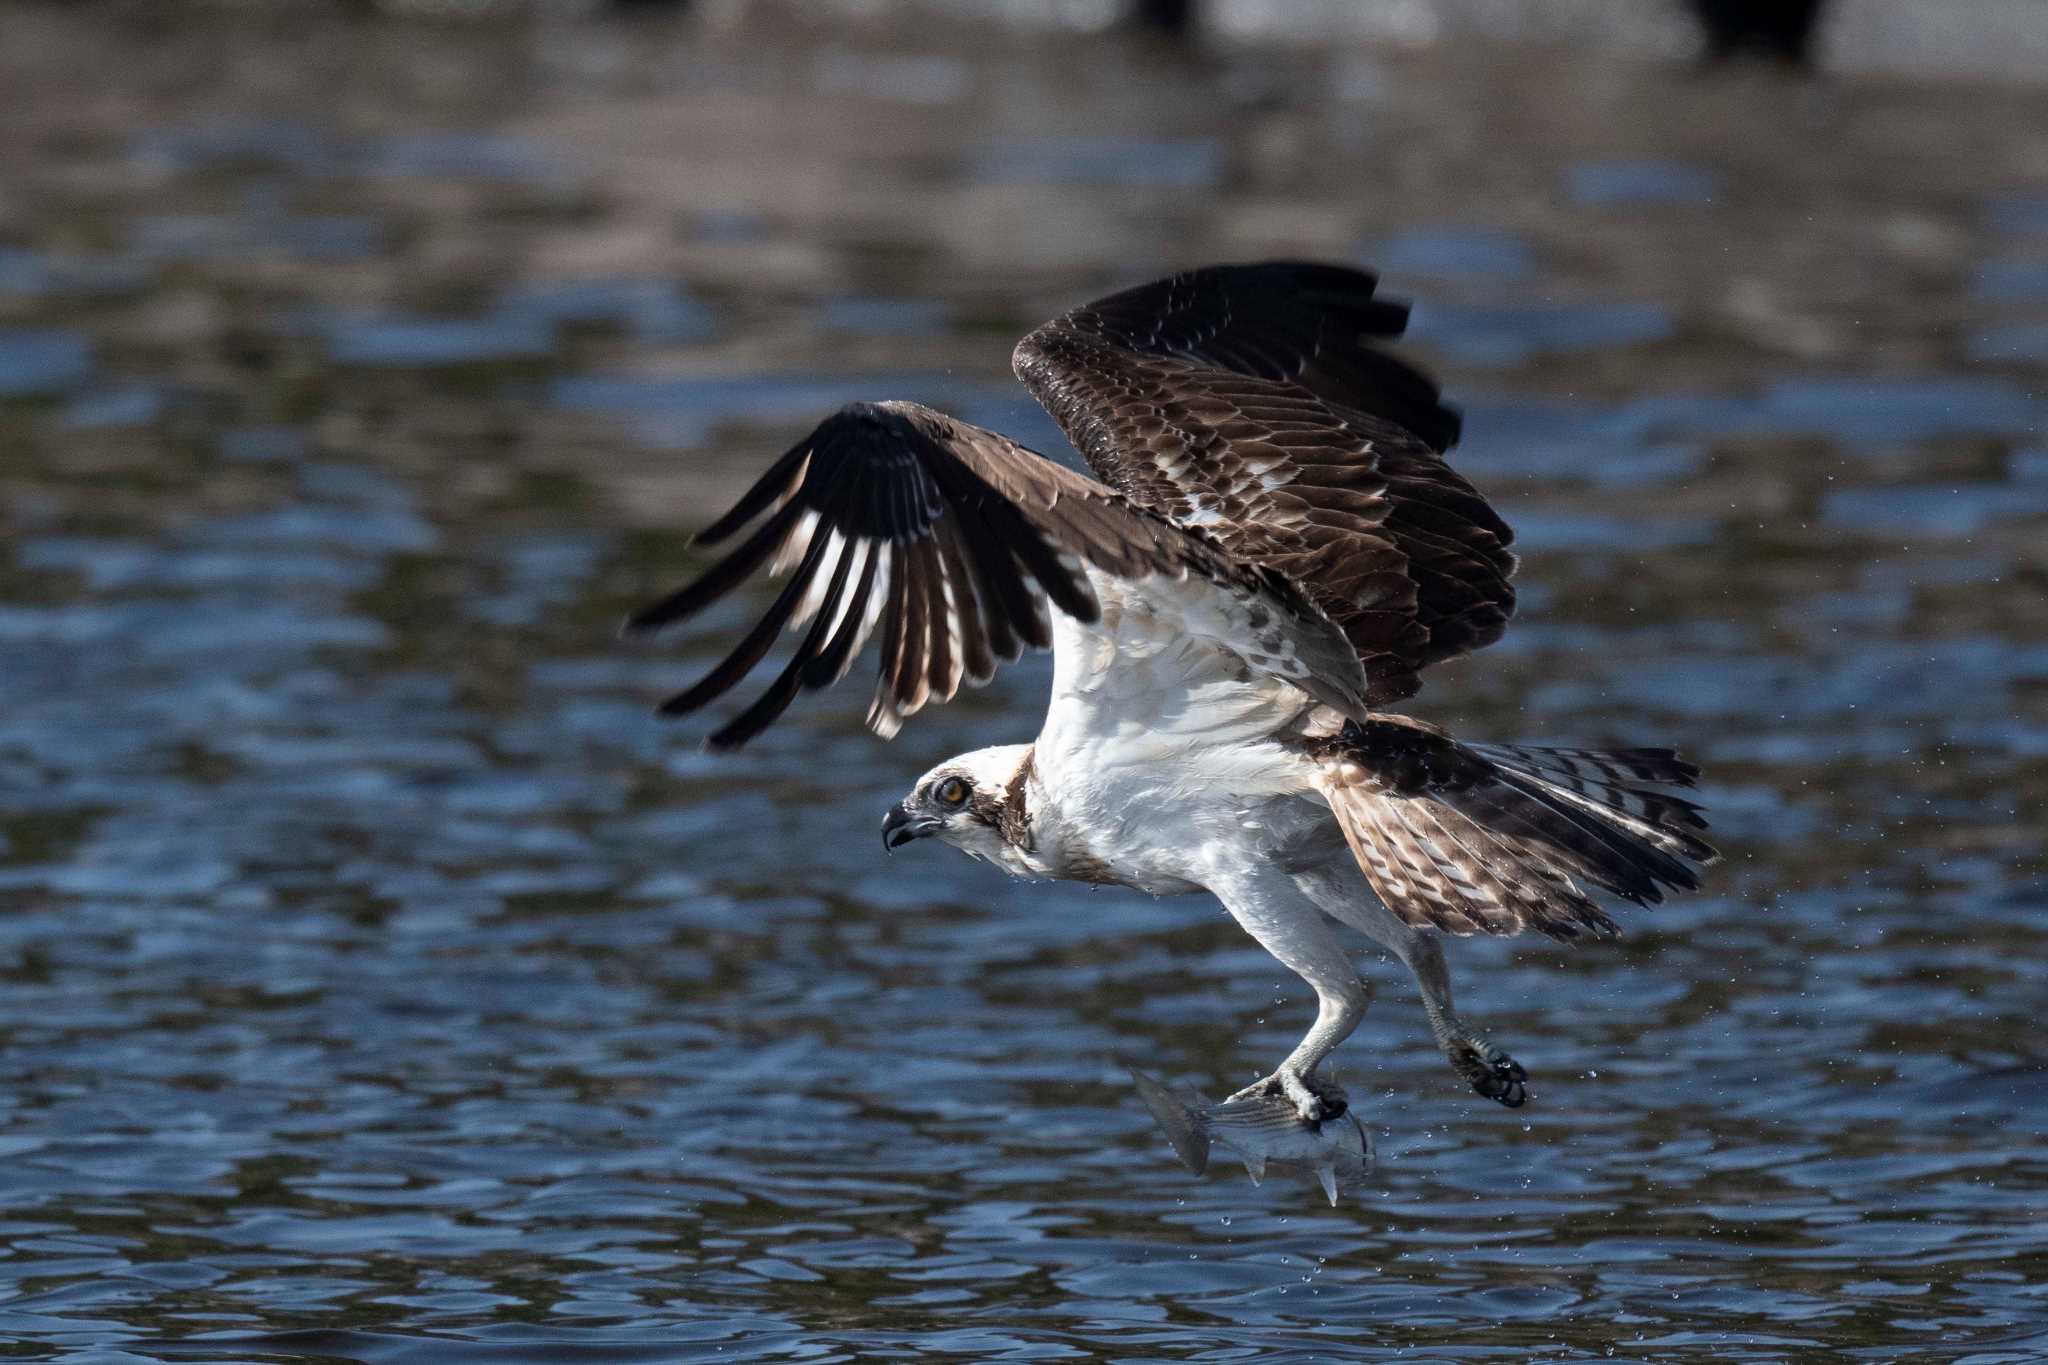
[1453,1045,1528,1108]
[1473,1052,1527,1108]
[1304,1079,1350,1123]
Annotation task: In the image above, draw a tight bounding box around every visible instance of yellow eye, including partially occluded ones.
[936,777,969,806]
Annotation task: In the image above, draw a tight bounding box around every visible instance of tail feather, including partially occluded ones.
[1446,774,1679,906]
[1316,725,1717,943]
[1470,743,1699,788]
[1472,771,1700,901]
[1473,742,1717,866]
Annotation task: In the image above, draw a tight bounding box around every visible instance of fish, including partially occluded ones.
[1128,1066,1375,1205]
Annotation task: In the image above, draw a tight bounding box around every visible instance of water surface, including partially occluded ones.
[0,5,2044,1361]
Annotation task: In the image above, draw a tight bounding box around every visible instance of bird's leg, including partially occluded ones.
[1227,977,1373,1123]
[1295,867,1529,1109]
[1209,864,1376,1125]
[1399,933,1527,1107]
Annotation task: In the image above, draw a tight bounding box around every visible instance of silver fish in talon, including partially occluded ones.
[1128,1067,1374,1205]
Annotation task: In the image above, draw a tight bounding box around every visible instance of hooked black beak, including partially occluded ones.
[882,803,941,852]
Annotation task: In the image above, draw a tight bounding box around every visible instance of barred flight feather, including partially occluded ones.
[627,398,1368,748]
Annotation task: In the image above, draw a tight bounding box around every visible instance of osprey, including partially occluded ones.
[630,263,1715,1123]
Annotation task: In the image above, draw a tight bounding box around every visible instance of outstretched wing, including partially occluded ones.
[628,399,1368,749]
[1013,261,1516,707]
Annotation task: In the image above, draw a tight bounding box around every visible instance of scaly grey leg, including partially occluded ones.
[1296,860,1530,1108]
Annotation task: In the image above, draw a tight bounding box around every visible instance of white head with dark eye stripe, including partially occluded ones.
[881,744,1033,866]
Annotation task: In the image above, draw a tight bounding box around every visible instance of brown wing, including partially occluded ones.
[1314,719,1715,942]
[627,399,1367,750]
[1013,261,1516,707]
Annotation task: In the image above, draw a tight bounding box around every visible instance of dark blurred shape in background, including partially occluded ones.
[1129,0,1197,37]
[1688,0,1827,64]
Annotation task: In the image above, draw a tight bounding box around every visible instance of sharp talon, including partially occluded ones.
[1241,1153,1266,1186]
[1448,1041,1530,1107]
[1314,1161,1339,1206]
[1229,1069,1349,1126]
[1463,1047,1529,1108]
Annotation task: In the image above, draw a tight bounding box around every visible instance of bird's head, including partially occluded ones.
[882,744,1032,863]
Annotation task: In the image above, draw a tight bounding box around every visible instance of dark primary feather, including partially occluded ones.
[1022,261,1460,451]
[1014,261,1516,706]
[627,398,1364,748]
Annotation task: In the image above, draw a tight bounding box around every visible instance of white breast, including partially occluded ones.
[1026,570,1325,894]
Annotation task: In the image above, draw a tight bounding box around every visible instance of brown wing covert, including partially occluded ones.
[1015,261,1517,706]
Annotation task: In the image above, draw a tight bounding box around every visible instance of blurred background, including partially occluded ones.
[2,1,2046,1360]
